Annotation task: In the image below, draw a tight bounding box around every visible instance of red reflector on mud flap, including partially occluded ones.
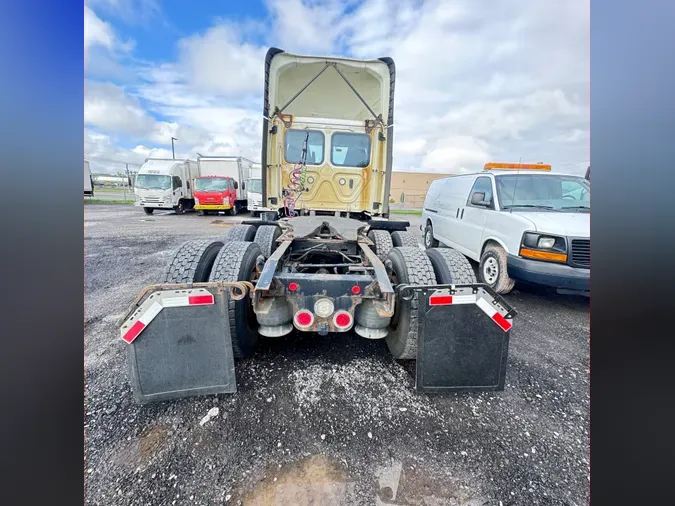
[121,320,145,344]
[492,312,512,332]
[429,294,452,305]
[188,294,214,305]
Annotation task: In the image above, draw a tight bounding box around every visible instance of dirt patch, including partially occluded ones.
[237,454,353,506]
[139,424,169,465]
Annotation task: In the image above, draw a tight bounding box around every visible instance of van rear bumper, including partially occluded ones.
[506,254,589,291]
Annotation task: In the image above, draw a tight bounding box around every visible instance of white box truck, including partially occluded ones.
[84,160,94,197]
[248,162,264,216]
[197,156,253,214]
[134,158,200,215]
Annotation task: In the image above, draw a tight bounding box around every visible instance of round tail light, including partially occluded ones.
[294,310,314,329]
[333,311,353,330]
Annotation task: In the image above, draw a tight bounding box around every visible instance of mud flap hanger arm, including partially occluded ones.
[395,283,518,320]
[272,61,382,125]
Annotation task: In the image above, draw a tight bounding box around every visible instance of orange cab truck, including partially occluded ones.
[193,175,238,216]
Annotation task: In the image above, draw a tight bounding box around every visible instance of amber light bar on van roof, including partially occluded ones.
[484,162,552,171]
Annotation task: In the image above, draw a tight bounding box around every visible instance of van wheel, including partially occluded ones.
[479,244,515,294]
[143,208,154,215]
[423,223,439,249]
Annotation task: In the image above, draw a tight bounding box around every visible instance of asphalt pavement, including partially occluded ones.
[84,204,589,506]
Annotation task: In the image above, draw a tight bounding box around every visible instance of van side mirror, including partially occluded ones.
[470,192,490,207]
[233,181,239,190]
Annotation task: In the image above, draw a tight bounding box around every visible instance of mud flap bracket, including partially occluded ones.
[405,284,516,394]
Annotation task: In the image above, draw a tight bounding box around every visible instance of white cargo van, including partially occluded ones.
[421,163,590,294]
[134,158,200,215]
[196,156,253,214]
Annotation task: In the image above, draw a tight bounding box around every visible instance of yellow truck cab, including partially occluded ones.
[261,48,395,217]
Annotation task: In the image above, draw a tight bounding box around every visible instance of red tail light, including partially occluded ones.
[294,310,314,328]
[333,311,353,330]
[288,282,299,292]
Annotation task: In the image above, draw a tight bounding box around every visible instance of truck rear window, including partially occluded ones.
[331,132,371,167]
[285,130,324,165]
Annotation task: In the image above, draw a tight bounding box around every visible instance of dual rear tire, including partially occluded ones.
[384,245,476,359]
[163,238,262,358]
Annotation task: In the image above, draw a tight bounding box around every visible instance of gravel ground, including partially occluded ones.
[84,205,589,506]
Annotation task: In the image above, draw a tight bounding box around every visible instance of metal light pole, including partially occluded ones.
[171,137,177,159]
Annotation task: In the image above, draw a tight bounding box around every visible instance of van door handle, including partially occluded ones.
[460,209,464,219]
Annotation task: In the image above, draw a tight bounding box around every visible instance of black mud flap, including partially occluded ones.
[119,286,237,404]
[408,284,516,393]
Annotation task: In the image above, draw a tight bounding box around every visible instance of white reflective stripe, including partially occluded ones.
[475,297,497,318]
[138,302,163,325]
[452,294,476,305]
[162,296,191,307]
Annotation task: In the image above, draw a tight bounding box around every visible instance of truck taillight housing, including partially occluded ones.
[294,310,314,329]
[333,311,353,330]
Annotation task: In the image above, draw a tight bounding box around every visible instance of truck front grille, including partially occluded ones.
[570,239,590,268]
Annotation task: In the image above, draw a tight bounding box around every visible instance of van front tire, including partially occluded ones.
[479,244,515,294]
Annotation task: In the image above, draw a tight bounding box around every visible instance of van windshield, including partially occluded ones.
[496,174,590,212]
[248,179,262,194]
[194,178,230,191]
[135,174,171,190]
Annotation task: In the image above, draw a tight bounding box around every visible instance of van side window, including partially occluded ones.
[467,177,494,209]
[172,176,182,189]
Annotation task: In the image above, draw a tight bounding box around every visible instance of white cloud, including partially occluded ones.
[86,0,162,26]
[84,0,590,176]
[420,136,492,172]
[84,6,116,52]
[177,24,266,95]
[85,81,155,135]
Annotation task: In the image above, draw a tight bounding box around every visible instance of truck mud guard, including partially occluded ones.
[397,283,517,393]
[117,281,253,404]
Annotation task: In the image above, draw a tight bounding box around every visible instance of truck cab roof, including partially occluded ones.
[138,159,184,175]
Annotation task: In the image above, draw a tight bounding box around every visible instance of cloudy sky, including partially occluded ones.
[84,0,589,175]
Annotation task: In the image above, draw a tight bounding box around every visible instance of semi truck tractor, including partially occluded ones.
[196,156,253,215]
[134,158,199,214]
[117,48,517,403]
